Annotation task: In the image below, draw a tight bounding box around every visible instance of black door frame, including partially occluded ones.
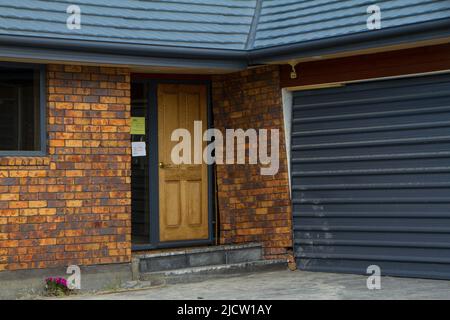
[132,79,216,251]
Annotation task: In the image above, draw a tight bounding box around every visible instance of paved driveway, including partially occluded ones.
[68,270,450,300]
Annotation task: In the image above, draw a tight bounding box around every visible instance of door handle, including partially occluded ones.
[159,162,177,169]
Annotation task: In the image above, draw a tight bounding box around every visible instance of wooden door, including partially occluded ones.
[157,84,209,242]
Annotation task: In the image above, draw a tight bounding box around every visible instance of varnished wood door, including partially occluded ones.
[157,84,209,242]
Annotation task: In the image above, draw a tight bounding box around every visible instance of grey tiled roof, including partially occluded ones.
[0,0,257,50]
[255,0,450,48]
[0,0,449,51]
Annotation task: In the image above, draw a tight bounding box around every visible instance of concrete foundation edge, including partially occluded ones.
[0,263,133,300]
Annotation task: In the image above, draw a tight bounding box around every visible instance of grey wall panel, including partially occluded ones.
[292,72,450,279]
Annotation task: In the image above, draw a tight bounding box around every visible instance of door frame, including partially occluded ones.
[132,78,216,251]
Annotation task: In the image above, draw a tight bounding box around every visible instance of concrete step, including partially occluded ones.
[135,243,264,274]
[139,259,287,285]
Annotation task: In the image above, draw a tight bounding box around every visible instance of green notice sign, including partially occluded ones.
[131,117,146,135]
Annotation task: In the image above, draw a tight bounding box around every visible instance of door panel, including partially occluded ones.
[158,84,209,242]
[165,181,181,227]
[186,180,202,226]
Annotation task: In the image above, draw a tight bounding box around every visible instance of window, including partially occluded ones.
[0,63,45,155]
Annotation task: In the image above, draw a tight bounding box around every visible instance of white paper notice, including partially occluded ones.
[132,142,147,157]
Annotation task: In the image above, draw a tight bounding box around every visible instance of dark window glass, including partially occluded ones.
[0,66,41,151]
[131,81,150,244]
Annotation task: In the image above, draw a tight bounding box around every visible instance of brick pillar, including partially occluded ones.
[212,65,293,259]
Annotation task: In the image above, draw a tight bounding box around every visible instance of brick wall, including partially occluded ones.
[212,65,293,259]
[0,65,131,271]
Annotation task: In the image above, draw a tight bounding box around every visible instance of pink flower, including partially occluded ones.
[45,276,68,287]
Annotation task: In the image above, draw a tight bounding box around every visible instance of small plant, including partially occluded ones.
[45,277,72,296]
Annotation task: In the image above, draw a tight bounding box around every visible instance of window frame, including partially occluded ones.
[0,62,46,157]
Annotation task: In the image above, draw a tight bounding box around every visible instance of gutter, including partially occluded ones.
[0,34,248,61]
[0,34,249,71]
[0,44,247,71]
[0,18,449,69]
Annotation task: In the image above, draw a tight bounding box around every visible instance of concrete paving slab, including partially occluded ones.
[62,270,450,300]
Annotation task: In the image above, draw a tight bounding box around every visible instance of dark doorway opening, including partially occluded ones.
[130,77,216,250]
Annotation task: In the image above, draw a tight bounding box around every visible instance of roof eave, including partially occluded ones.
[0,35,249,71]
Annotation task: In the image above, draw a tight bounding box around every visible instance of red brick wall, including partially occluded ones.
[0,65,131,271]
[212,66,292,259]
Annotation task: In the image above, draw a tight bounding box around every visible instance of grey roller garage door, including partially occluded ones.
[291,72,450,279]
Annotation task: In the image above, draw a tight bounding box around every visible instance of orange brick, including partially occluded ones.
[0,194,19,201]
[55,102,73,110]
[49,140,65,147]
[0,210,18,217]
[256,208,268,215]
[9,202,28,209]
[47,185,65,193]
[65,140,83,147]
[100,96,117,104]
[20,209,39,216]
[28,201,47,208]
[66,200,83,207]
[0,240,18,248]
[66,170,83,177]
[9,171,28,178]
[73,103,91,110]
[101,126,117,133]
[28,171,47,178]
[38,208,57,216]
[38,238,57,246]
[91,104,108,110]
